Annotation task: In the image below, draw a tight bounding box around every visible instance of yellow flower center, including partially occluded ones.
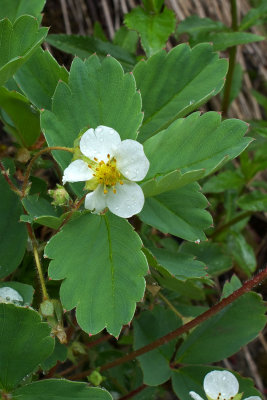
[92,155,123,194]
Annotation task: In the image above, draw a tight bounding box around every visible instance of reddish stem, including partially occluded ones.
[58,335,111,378]
[86,334,111,349]
[119,384,147,399]
[69,267,267,380]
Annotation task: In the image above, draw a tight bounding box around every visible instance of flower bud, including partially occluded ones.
[40,300,54,317]
[48,184,70,206]
[87,370,104,386]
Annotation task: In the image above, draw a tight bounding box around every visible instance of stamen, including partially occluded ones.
[120,181,124,185]
[113,188,116,194]
[94,157,98,161]
[88,165,92,169]
[107,154,110,159]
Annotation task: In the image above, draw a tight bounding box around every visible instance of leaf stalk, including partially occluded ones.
[222,0,238,115]
[22,146,74,196]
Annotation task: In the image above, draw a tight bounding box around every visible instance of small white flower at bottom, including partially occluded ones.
[62,126,150,218]
[189,370,262,400]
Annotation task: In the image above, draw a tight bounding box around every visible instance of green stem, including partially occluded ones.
[69,266,267,380]
[26,223,49,301]
[210,210,252,239]
[22,146,74,196]
[221,0,238,116]
[158,291,184,319]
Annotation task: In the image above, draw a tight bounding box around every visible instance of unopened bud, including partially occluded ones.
[16,148,31,163]
[48,184,70,206]
[87,370,104,386]
[40,300,54,317]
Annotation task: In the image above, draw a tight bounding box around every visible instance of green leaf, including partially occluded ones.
[113,26,139,54]
[176,292,266,364]
[143,112,251,179]
[41,339,67,371]
[133,43,228,141]
[22,194,64,229]
[142,0,164,13]
[45,213,148,336]
[172,366,262,400]
[0,16,48,87]
[0,87,40,147]
[0,282,34,305]
[93,22,108,41]
[0,0,45,22]
[179,241,233,276]
[134,306,182,385]
[0,174,27,279]
[12,379,112,399]
[251,90,267,114]
[209,32,264,51]
[226,232,256,276]
[139,183,212,241]
[124,6,176,57]
[203,170,244,193]
[142,169,205,197]
[14,47,69,110]
[237,191,267,212]
[176,15,226,38]
[239,0,267,31]
[221,275,242,298]
[0,304,54,391]
[144,248,206,300]
[46,34,136,71]
[41,55,142,174]
[148,247,207,280]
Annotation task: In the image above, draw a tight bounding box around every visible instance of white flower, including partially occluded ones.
[189,371,262,400]
[62,126,150,218]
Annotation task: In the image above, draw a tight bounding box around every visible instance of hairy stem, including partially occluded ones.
[0,161,22,196]
[69,267,267,380]
[221,0,238,115]
[22,146,74,196]
[26,223,49,301]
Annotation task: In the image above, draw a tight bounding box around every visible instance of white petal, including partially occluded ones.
[62,160,93,184]
[243,397,262,400]
[204,371,239,400]
[189,392,205,400]
[0,287,23,303]
[84,185,107,214]
[80,126,121,163]
[106,182,144,218]
[114,139,150,181]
